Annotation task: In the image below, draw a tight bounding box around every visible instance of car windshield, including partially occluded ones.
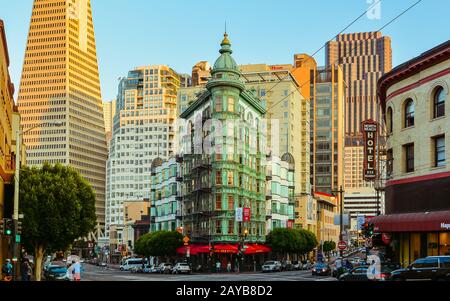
[179,263,189,266]
[264,261,275,265]
[314,264,328,268]
[49,266,67,273]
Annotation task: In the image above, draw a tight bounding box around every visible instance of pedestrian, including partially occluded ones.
[72,260,81,281]
[2,259,13,281]
[21,259,32,281]
[66,262,74,281]
[227,262,232,273]
[215,261,221,273]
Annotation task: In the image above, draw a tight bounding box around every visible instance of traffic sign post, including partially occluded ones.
[338,241,348,251]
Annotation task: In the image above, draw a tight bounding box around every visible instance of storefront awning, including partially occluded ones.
[213,244,239,254]
[176,243,272,255]
[176,244,210,255]
[244,244,272,255]
[371,211,450,232]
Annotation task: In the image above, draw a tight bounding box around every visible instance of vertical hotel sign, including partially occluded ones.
[362,120,378,181]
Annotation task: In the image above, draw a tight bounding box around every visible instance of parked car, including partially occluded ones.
[98,262,107,267]
[142,265,156,274]
[172,262,191,274]
[390,256,450,281]
[291,261,302,270]
[339,265,394,281]
[312,263,331,276]
[281,261,293,271]
[120,258,147,271]
[350,257,363,267]
[302,261,313,270]
[262,261,282,273]
[44,265,70,281]
[158,263,173,274]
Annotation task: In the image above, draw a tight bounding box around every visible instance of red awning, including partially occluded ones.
[244,244,272,255]
[176,244,210,255]
[213,244,239,254]
[371,211,450,232]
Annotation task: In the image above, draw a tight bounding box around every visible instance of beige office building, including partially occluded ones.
[103,99,116,145]
[238,64,311,196]
[17,0,107,233]
[326,32,392,191]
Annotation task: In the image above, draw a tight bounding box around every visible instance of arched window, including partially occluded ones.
[404,99,414,128]
[434,86,446,118]
[387,107,393,134]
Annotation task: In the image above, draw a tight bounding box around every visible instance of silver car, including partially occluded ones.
[262,261,282,273]
[172,263,191,274]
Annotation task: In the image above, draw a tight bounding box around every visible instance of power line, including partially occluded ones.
[266,0,424,112]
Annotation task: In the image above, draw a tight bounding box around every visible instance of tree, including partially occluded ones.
[322,241,337,253]
[266,228,319,260]
[134,231,183,259]
[296,229,319,255]
[20,163,97,280]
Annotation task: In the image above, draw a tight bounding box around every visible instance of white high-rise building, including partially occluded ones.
[105,65,180,247]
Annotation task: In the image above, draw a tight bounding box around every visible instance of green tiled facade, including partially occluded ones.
[179,34,267,244]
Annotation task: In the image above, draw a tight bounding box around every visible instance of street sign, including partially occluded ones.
[243,207,251,222]
[235,208,243,222]
[357,216,366,230]
[338,241,348,251]
[183,236,190,244]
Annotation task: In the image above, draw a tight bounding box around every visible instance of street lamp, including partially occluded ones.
[12,121,64,280]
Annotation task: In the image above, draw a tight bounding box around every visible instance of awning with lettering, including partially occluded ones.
[371,210,450,232]
[244,244,272,255]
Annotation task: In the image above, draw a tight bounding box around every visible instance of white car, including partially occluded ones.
[262,261,282,273]
[158,263,173,274]
[172,263,191,274]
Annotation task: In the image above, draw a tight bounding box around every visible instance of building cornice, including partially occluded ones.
[378,40,450,113]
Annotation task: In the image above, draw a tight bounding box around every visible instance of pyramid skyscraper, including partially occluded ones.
[17,0,107,236]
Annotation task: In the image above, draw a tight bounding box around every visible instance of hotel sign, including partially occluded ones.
[362,120,378,181]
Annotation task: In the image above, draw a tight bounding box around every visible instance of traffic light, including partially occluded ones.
[1,219,14,236]
[0,219,5,235]
[368,223,374,236]
[16,220,23,235]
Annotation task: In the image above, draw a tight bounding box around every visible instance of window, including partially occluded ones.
[387,149,393,177]
[404,99,414,128]
[228,196,234,210]
[228,220,234,234]
[404,143,414,173]
[434,136,445,167]
[387,107,393,134]
[215,96,222,112]
[228,97,235,112]
[216,195,222,211]
[434,86,446,118]
[413,258,438,269]
[216,220,222,234]
[216,171,222,185]
[227,171,234,186]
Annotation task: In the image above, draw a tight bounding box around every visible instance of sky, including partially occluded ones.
[1,0,449,101]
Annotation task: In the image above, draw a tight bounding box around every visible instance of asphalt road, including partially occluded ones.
[81,264,337,282]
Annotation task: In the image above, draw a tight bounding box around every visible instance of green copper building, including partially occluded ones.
[179,34,267,245]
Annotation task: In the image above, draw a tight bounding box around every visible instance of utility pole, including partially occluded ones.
[12,122,63,281]
[332,186,345,257]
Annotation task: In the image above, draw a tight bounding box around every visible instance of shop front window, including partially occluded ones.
[440,232,450,255]
[427,233,439,256]
[410,233,421,262]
